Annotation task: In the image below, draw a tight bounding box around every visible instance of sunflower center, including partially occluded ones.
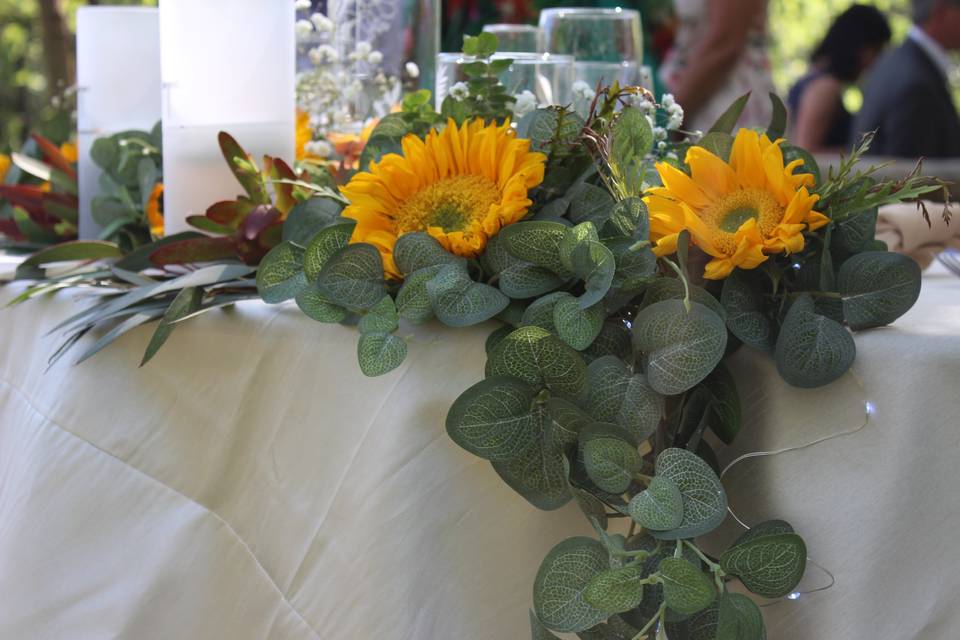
[395,175,501,234]
[700,189,783,253]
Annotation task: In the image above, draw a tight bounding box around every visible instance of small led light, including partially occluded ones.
[791,262,802,271]
[786,592,801,600]
[865,401,876,416]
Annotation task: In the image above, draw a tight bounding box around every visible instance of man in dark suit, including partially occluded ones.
[852,0,960,157]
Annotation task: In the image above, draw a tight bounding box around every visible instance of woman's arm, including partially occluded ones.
[793,75,842,151]
[669,0,766,121]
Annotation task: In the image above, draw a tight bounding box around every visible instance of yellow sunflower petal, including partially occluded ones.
[686,146,737,198]
[342,118,545,278]
[729,129,766,190]
[656,162,713,210]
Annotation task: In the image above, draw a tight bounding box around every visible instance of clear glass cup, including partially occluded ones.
[435,52,575,109]
[538,7,644,89]
[481,24,540,53]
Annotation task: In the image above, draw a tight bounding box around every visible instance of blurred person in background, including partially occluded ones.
[659,0,775,132]
[853,0,960,157]
[788,5,891,152]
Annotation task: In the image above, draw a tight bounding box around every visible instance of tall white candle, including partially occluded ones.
[76,7,161,240]
[160,0,295,235]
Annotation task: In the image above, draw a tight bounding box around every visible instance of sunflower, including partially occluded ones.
[341,118,546,279]
[645,129,829,280]
[146,182,164,238]
[59,141,78,163]
[0,154,10,182]
[295,110,313,160]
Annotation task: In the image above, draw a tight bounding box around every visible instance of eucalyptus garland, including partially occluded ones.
[4,35,946,640]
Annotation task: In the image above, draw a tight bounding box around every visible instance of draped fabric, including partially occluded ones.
[0,264,957,639]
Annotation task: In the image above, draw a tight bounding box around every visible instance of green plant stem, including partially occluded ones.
[631,603,666,640]
[661,257,691,311]
[683,540,726,592]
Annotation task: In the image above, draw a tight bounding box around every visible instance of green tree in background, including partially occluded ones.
[0,0,156,153]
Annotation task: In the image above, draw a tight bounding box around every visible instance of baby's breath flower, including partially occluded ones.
[368,50,384,65]
[653,126,668,142]
[310,12,334,32]
[450,82,470,101]
[405,61,420,78]
[295,19,314,38]
[572,80,595,101]
[511,90,538,118]
[294,0,312,10]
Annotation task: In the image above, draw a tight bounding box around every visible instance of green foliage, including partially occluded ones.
[837,251,921,330]
[533,537,610,633]
[720,531,807,598]
[658,557,716,615]
[651,448,728,540]
[775,294,856,388]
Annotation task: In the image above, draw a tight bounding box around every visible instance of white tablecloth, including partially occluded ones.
[0,264,957,639]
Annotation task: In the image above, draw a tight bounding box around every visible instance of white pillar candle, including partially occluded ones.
[76,7,161,240]
[160,0,295,236]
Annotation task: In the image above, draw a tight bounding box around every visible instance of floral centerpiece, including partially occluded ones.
[3,34,946,639]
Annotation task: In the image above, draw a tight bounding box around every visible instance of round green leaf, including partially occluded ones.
[838,251,921,330]
[533,537,610,633]
[586,356,663,441]
[582,436,642,494]
[499,261,566,299]
[554,297,605,350]
[628,475,684,531]
[499,220,569,274]
[396,264,443,324]
[521,292,569,332]
[583,565,646,614]
[256,241,308,304]
[732,519,795,547]
[486,326,587,399]
[282,197,345,245]
[721,269,774,351]
[701,363,742,445]
[445,376,539,461]
[358,295,399,334]
[303,221,355,281]
[356,332,407,377]
[316,243,386,310]
[658,556,716,615]
[774,294,855,388]
[427,263,509,327]
[294,288,348,323]
[642,278,726,321]
[651,448,727,540]
[394,231,460,274]
[632,300,727,396]
[720,533,807,599]
[571,240,616,309]
[492,437,570,511]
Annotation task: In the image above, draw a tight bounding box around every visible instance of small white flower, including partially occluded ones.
[511,90,538,118]
[450,81,470,101]
[368,50,383,65]
[405,61,420,78]
[657,141,667,152]
[310,12,334,33]
[294,0,312,10]
[305,139,333,157]
[666,151,679,162]
[355,41,372,57]
[295,19,314,38]
[666,113,683,130]
[572,80,595,101]
[653,126,668,142]
[308,44,338,65]
[661,93,676,108]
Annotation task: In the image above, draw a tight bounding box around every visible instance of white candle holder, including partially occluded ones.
[76,7,161,240]
[160,0,295,235]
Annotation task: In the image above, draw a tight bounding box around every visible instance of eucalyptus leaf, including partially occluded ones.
[282,196,345,245]
[394,231,460,274]
[583,565,647,614]
[256,241,308,304]
[838,251,921,330]
[500,221,570,274]
[632,300,727,396]
[357,331,407,376]
[658,557,716,615]
[720,269,773,351]
[521,291,569,332]
[295,288,348,323]
[586,356,663,442]
[533,537,610,633]
[628,476,684,531]
[555,297,605,350]
[446,376,539,461]
[396,264,444,324]
[651,448,727,540]
[720,533,807,599]
[492,429,570,510]
[486,326,588,399]
[530,611,563,640]
[582,436,642,494]
[358,295,399,334]
[303,221,356,281]
[774,294,855,388]
[316,243,386,311]
[571,240,616,309]
[427,263,509,327]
